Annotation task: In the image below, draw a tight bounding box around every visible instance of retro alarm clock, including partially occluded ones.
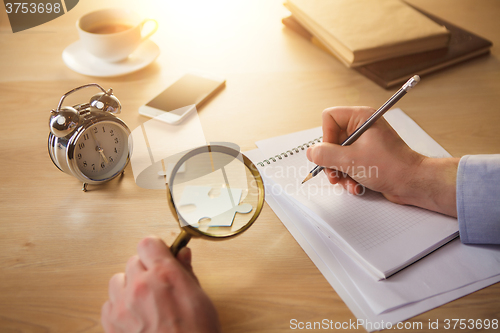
[48,83,132,191]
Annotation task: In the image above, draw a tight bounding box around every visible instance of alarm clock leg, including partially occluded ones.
[82,183,88,192]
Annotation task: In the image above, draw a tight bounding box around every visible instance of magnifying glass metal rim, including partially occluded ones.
[166,144,265,255]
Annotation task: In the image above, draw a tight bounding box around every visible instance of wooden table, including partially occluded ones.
[1,0,499,331]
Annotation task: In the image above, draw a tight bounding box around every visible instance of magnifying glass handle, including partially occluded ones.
[170,229,192,256]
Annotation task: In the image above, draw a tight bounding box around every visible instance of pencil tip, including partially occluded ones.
[302,174,312,184]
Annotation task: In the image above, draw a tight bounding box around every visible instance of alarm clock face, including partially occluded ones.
[72,121,130,181]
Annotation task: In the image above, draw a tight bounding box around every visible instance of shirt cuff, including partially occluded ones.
[457,155,500,245]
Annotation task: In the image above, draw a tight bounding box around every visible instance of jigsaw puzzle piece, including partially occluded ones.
[177,185,253,228]
[207,203,253,227]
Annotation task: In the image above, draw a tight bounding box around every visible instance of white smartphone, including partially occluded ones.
[139,73,226,124]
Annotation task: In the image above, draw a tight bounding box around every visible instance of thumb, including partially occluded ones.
[307,143,362,192]
[306,142,353,171]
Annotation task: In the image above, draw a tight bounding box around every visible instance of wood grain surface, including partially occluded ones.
[0,0,499,332]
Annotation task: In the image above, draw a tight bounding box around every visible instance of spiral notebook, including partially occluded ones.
[254,109,459,280]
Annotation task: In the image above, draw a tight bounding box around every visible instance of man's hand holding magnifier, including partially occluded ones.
[101,236,221,333]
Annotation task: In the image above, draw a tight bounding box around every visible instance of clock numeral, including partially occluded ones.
[114,138,119,144]
[83,133,89,141]
[109,156,114,163]
[92,164,96,171]
[77,153,82,159]
[93,127,98,134]
[78,143,85,149]
[114,147,118,154]
[101,162,105,169]
[110,129,114,136]
[83,161,87,167]
[102,126,106,133]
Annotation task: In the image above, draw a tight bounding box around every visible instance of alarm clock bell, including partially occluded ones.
[89,88,121,114]
[49,106,82,138]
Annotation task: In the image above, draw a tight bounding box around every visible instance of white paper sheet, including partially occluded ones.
[263,166,500,314]
[265,171,500,331]
[245,148,500,331]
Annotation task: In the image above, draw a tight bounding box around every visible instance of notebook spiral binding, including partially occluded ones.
[257,136,323,167]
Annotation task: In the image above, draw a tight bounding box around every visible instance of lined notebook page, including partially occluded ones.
[255,109,458,279]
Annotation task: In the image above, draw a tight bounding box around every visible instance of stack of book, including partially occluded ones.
[283,0,492,88]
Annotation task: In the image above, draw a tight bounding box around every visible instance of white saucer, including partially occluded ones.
[62,40,160,77]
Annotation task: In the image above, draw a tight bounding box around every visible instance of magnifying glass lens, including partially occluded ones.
[170,146,262,239]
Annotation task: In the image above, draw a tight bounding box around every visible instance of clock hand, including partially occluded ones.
[90,130,108,164]
[90,128,100,144]
[98,147,109,164]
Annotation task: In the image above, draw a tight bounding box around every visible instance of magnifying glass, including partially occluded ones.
[166,144,264,255]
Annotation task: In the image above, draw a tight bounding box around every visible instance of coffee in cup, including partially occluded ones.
[77,8,158,62]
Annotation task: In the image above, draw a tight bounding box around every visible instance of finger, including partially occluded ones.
[176,246,192,267]
[108,272,125,303]
[324,168,352,188]
[125,255,146,284]
[307,142,354,171]
[351,182,365,195]
[336,176,364,195]
[324,168,338,184]
[101,301,113,333]
[176,247,199,284]
[322,106,375,144]
[137,236,174,270]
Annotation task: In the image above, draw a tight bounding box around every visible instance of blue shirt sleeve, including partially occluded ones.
[457,154,500,244]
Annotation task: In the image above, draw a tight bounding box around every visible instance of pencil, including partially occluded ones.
[302,75,420,184]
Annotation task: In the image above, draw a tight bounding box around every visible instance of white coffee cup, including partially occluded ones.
[77,8,158,62]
